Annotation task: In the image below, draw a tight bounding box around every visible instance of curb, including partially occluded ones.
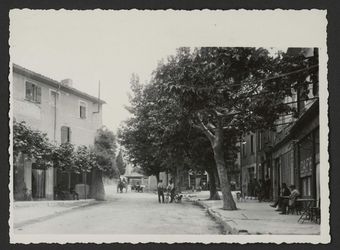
[14,200,100,229]
[14,199,96,208]
[193,200,245,235]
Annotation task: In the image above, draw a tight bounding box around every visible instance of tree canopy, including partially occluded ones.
[119,47,318,210]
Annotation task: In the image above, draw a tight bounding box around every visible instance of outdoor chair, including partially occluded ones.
[287,197,302,215]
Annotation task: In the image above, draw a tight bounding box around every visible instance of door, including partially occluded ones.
[32,169,46,199]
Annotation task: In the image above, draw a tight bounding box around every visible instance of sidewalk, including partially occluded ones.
[185,191,320,235]
[13,199,99,229]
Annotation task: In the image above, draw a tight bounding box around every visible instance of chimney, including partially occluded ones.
[61,78,73,88]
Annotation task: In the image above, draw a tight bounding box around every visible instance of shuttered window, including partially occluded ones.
[25,81,41,103]
[79,101,87,119]
[61,126,71,143]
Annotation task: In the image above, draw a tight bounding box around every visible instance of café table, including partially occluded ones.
[296,198,315,223]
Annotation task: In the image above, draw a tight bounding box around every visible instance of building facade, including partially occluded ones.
[239,48,320,202]
[12,64,105,201]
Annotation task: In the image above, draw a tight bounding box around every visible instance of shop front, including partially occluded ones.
[298,128,319,199]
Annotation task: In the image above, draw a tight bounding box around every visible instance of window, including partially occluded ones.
[25,81,41,103]
[242,143,246,157]
[250,135,254,154]
[79,101,87,119]
[49,89,59,106]
[61,126,71,143]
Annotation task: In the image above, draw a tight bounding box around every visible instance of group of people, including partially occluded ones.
[157,179,176,203]
[117,178,128,193]
[247,175,272,201]
[270,183,300,214]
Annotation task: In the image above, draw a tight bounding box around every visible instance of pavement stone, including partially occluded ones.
[186,191,320,235]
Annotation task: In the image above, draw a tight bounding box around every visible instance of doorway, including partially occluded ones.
[32,168,46,199]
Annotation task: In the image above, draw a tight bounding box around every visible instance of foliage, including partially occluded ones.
[123,47,318,210]
[13,120,111,175]
[118,74,162,177]
[93,126,119,177]
[51,142,76,172]
[13,120,54,169]
[116,150,127,176]
[74,145,97,174]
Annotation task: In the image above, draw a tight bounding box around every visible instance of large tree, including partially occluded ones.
[152,47,318,210]
[90,126,118,200]
[119,84,165,181]
[119,73,194,185]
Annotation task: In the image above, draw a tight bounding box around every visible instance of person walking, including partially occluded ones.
[157,180,165,203]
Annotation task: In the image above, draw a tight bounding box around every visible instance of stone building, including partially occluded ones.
[12,64,105,200]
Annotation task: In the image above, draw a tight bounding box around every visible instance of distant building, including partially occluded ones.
[12,64,105,200]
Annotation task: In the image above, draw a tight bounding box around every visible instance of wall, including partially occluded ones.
[13,70,103,200]
[13,72,103,147]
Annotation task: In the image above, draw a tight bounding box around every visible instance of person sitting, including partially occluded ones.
[280,185,300,214]
[270,183,291,211]
[70,188,79,200]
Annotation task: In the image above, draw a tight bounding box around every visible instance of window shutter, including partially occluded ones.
[37,86,42,103]
[68,127,71,143]
[61,126,67,143]
[25,82,32,100]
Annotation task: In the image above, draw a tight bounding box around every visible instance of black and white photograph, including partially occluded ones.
[8,9,329,244]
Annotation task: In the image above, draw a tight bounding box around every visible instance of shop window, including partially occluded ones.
[301,176,312,197]
[25,81,42,103]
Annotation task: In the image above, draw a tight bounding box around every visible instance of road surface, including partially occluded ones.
[14,191,222,234]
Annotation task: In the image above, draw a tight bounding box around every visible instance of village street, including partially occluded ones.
[14,191,222,235]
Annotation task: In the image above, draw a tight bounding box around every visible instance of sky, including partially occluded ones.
[10,10,181,133]
[9,10,326,134]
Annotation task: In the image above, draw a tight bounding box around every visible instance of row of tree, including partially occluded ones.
[119,47,318,210]
[13,120,126,200]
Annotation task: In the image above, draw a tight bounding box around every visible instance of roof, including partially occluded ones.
[13,64,106,104]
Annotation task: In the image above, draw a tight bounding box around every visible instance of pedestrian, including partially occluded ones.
[264,175,271,201]
[157,180,165,203]
[167,179,175,203]
[280,184,300,215]
[270,183,291,211]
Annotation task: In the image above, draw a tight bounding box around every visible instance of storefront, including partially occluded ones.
[298,128,319,199]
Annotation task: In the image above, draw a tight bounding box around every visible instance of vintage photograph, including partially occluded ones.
[9,10,328,243]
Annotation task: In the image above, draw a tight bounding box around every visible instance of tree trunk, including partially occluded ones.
[207,167,220,200]
[155,172,160,183]
[90,168,106,201]
[211,128,237,210]
[175,165,182,193]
